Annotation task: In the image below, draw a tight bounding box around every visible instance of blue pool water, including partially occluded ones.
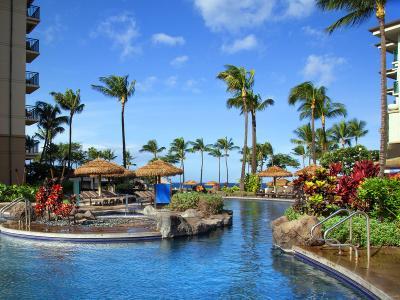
[0,199,364,299]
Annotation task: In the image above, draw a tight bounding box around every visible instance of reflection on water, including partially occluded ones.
[0,199,364,299]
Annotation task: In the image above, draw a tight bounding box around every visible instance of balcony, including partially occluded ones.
[26,38,39,63]
[25,141,39,160]
[26,5,40,33]
[26,71,39,94]
[394,49,398,63]
[25,105,39,125]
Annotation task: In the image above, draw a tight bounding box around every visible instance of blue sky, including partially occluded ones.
[27,0,400,182]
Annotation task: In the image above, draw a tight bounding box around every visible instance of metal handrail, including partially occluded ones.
[26,71,39,86]
[310,208,351,239]
[0,197,24,216]
[0,197,31,230]
[27,5,40,19]
[26,38,39,52]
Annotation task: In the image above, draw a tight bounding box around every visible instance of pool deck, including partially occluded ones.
[294,245,400,300]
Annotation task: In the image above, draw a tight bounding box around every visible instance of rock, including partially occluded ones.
[143,205,157,216]
[8,201,35,221]
[271,215,323,250]
[181,209,202,218]
[156,212,192,238]
[83,210,96,220]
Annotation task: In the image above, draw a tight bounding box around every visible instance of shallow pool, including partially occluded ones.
[0,199,364,299]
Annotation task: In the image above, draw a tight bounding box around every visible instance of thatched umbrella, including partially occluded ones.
[295,165,321,176]
[104,169,136,178]
[267,178,290,187]
[258,166,292,192]
[74,158,125,196]
[205,181,218,186]
[135,159,183,183]
[184,180,198,186]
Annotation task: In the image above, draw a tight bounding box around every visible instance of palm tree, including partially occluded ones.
[189,138,210,184]
[169,137,190,186]
[35,101,68,163]
[217,65,255,190]
[316,0,387,176]
[348,118,368,145]
[289,82,327,164]
[92,75,136,168]
[291,124,313,165]
[257,142,273,171]
[208,146,223,186]
[124,150,136,169]
[50,89,85,169]
[100,149,117,161]
[329,121,353,148]
[216,137,239,186]
[292,145,307,168]
[140,139,166,159]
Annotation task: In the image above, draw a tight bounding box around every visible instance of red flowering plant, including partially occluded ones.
[35,178,77,221]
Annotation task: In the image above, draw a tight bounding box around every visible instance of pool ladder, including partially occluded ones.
[310,209,370,263]
[0,197,31,230]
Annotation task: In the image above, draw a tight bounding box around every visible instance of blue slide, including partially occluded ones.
[155,183,171,204]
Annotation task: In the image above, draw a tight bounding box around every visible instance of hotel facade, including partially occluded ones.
[0,0,40,184]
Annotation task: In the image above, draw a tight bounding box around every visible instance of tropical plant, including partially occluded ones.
[216,137,239,186]
[316,0,388,177]
[217,65,255,190]
[244,174,261,193]
[267,153,300,169]
[169,137,190,186]
[208,146,223,186]
[329,120,353,148]
[348,118,368,145]
[289,82,327,164]
[100,149,117,161]
[87,147,101,161]
[257,142,273,171]
[140,139,166,159]
[124,150,136,169]
[92,75,136,168]
[291,124,313,164]
[25,135,39,153]
[189,138,211,184]
[292,145,307,167]
[50,89,85,169]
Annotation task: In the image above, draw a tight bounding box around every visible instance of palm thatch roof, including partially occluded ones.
[295,165,321,176]
[184,180,198,185]
[104,169,136,178]
[267,178,290,187]
[205,181,218,186]
[135,159,183,177]
[258,166,292,178]
[74,158,125,176]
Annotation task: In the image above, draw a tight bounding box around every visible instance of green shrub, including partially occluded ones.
[198,194,224,215]
[115,182,133,194]
[221,185,240,194]
[244,174,261,193]
[169,192,200,211]
[357,178,400,220]
[322,216,400,247]
[0,184,37,202]
[284,206,302,221]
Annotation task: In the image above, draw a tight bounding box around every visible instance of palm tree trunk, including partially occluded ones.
[355,137,358,145]
[40,129,49,163]
[377,9,388,177]
[225,151,229,187]
[68,114,73,169]
[200,151,203,184]
[311,100,316,164]
[121,101,127,168]
[218,156,221,186]
[240,111,248,191]
[251,110,257,174]
[182,160,185,185]
[321,114,327,152]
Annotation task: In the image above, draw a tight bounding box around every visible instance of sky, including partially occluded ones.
[27,0,400,182]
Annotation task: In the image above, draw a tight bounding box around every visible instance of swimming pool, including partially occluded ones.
[0,199,364,299]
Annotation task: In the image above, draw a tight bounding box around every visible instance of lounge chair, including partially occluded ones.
[134,191,154,206]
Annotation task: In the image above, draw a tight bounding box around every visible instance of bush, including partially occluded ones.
[198,194,224,215]
[284,206,302,221]
[221,185,240,194]
[169,192,200,211]
[0,184,37,202]
[357,178,400,220]
[322,216,400,247]
[115,182,133,194]
[244,174,261,193]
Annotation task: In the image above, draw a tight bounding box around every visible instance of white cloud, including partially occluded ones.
[165,76,178,87]
[170,55,189,67]
[193,0,275,32]
[152,33,185,46]
[136,76,158,92]
[302,26,326,40]
[184,79,204,93]
[283,0,314,18]
[91,12,140,58]
[41,15,66,45]
[221,34,258,54]
[302,54,346,86]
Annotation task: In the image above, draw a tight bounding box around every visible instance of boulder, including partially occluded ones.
[271,215,323,250]
[155,212,192,238]
[8,201,35,221]
[181,209,202,218]
[75,210,96,221]
[143,205,157,216]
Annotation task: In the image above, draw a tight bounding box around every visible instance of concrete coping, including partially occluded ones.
[0,224,162,243]
[223,196,295,202]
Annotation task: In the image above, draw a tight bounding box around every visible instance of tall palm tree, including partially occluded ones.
[316,0,387,176]
[50,89,85,169]
[208,146,223,186]
[35,101,68,163]
[257,142,273,171]
[100,149,117,161]
[289,82,327,164]
[92,75,136,168]
[169,137,190,186]
[291,124,313,165]
[292,145,307,168]
[140,139,166,159]
[189,138,210,184]
[329,121,353,148]
[348,118,368,145]
[216,137,239,186]
[124,150,136,169]
[217,65,255,190]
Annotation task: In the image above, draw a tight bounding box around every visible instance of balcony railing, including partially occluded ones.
[395,81,399,94]
[26,38,39,52]
[25,105,39,125]
[26,143,39,155]
[27,5,40,20]
[26,71,39,86]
